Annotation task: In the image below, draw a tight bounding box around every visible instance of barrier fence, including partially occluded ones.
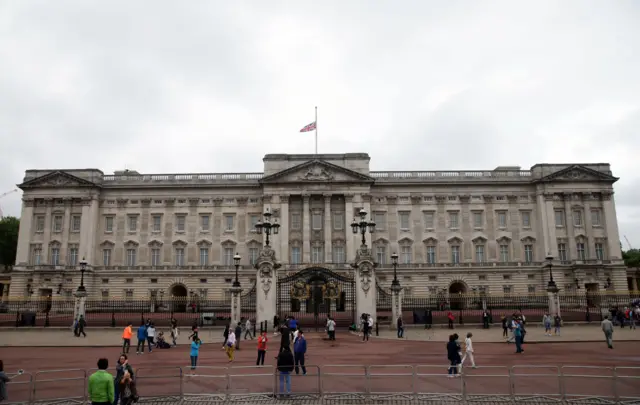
[4,364,640,404]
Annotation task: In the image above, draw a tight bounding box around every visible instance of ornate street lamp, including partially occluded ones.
[351,209,376,247]
[545,254,558,293]
[233,253,241,288]
[77,258,88,293]
[390,252,400,287]
[255,209,280,246]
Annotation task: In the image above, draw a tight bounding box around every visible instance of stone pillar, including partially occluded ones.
[279,195,290,263]
[230,286,243,326]
[15,198,34,266]
[391,283,403,330]
[42,199,53,263]
[344,194,355,261]
[602,192,623,260]
[324,194,332,263]
[352,245,377,321]
[563,193,577,260]
[255,245,280,328]
[61,199,72,263]
[302,194,311,263]
[72,290,88,326]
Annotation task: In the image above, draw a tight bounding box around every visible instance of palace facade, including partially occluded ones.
[5,153,633,303]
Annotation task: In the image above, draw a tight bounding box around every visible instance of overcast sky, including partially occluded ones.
[1,1,639,247]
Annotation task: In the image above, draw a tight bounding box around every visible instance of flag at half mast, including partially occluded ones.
[300,121,316,132]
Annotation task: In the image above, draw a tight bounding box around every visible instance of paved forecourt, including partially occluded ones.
[2,327,640,403]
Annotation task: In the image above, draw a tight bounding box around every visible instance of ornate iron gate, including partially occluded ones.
[241,283,257,321]
[277,267,356,331]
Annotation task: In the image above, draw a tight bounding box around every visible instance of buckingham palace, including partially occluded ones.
[4,153,632,306]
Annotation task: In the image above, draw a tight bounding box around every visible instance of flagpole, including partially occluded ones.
[315,106,318,155]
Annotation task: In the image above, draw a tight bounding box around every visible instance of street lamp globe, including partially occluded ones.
[391,252,399,266]
[233,252,241,267]
[351,218,359,234]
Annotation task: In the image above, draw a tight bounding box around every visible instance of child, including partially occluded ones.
[190,336,201,372]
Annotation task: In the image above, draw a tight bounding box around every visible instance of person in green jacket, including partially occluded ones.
[88,358,114,405]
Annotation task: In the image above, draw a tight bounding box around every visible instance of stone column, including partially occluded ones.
[352,245,377,321]
[15,198,34,266]
[602,192,623,260]
[230,286,243,326]
[324,194,332,263]
[255,245,280,328]
[42,198,53,263]
[563,193,577,260]
[302,194,311,263]
[391,283,403,330]
[72,290,88,326]
[279,195,290,263]
[344,194,355,261]
[581,193,594,259]
[61,198,72,263]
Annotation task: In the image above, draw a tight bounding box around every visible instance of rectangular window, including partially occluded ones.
[528,286,536,295]
[35,216,45,232]
[424,212,435,229]
[473,212,483,228]
[449,212,459,229]
[175,248,185,266]
[223,248,234,266]
[126,249,136,266]
[128,215,137,232]
[554,210,565,227]
[249,247,259,265]
[425,246,436,264]
[558,243,567,261]
[312,213,322,230]
[125,290,134,301]
[577,243,586,260]
[400,246,411,264]
[595,243,605,260]
[71,215,81,232]
[524,245,533,263]
[53,215,63,232]
[291,247,301,264]
[50,247,60,266]
[68,246,78,266]
[200,215,210,231]
[497,211,507,228]
[152,215,162,232]
[333,212,344,230]
[101,290,109,301]
[373,212,386,230]
[105,216,114,232]
[199,247,209,266]
[573,210,583,227]
[311,246,323,263]
[103,249,111,266]
[224,215,234,231]
[291,213,301,230]
[591,209,602,226]
[32,247,42,265]
[177,215,186,232]
[399,212,410,230]
[151,248,161,266]
[376,246,386,265]
[475,245,485,263]
[503,285,513,295]
[521,211,531,228]
[500,245,509,262]
[451,246,460,264]
[249,215,259,230]
[333,246,345,264]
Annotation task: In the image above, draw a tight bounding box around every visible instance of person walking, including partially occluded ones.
[461,332,476,368]
[222,323,230,349]
[446,335,461,378]
[75,315,87,338]
[543,313,552,336]
[514,321,524,354]
[0,360,19,402]
[225,328,237,362]
[146,323,156,353]
[447,312,455,329]
[170,323,179,347]
[601,315,614,349]
[245,318,254,340]
[326,316,336,341]
[279,322,291,353]
[190,336,201,372]
[121,323,133,354]
[234,323,242,350]
[553,314,562,336]
[273,314,280,335]
[501,315,508,338]
[88,358,115,405]
[277,347,295,398]
[361,314,369,342]
[293,330,307,375]
[135,323,147,355]
[256,331,268,366]
[397,316,404,338]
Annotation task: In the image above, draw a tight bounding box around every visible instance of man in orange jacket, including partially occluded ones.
[122,322,133,354]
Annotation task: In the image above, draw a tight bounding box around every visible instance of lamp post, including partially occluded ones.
[391,252,400,287]
[233,253,241,288]
[545,255,558,293]
[351,209,376,247]
[77,258,88,293]
[255,209,280,246]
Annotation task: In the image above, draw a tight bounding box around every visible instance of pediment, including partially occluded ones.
[260,159,375,184]
[148,239,164,246]
[19,171,99,190]
[535,165,618,184]
[172,239,188,246]
[196,238,212,246]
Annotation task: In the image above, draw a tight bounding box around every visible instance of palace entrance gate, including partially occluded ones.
[277,267,356,331]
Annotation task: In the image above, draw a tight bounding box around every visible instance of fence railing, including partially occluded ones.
[5,364,639,404]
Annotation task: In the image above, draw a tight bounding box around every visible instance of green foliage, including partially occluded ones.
[0,216,19,270]
[623,249,640,268]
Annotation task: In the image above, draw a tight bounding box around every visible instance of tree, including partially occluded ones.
[622,249,640,269]
[0,216,19,271]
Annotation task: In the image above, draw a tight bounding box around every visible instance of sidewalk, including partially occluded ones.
[374,324,640,343]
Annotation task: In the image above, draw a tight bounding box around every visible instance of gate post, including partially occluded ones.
[72,289,87,327]
[255,245,280,330]
[352,245,377,322]
[230,286,243,326]
[391,283,403,330]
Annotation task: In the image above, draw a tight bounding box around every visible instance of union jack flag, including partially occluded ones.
[299,121,317,132]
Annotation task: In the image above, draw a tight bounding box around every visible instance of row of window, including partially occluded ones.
[34,214,81,233]
[557,242,606,261]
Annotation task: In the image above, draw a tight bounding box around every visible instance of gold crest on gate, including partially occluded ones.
[290,280,310,300]
[322,281,341,300]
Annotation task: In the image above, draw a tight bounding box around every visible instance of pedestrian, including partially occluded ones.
[234,322,242,350]
[368,314,374,337]
[514,321,524,354]
[0,360,19,402]
[273,314,280,335]
[189,322,199,340]
[500,315,508,338]
[277,346,295,398]
[446,335,461,378]
[294,329,307,375]
[553,314,562,336]
[279,322,291,353]
[222,323,230,350]
[361,314,369,341]
[447,312,455,329]
[225,328,237,362]
[135,322,147,355]
[76,315,87,338]
[146,323,156,353]
[397,316,404,338]
[113,354,134,405]
[256,331,268,366]
[190,336,201,372]
[326,316,336,341]
[170,323,179,347]
[601,315,614,349]
[461,332,476,368]
[117,370,138,405]
[121,323,133,354]
[88,358,114,405]
[245,318,254,340]
[482,311,490,329]
[543,313,552,336]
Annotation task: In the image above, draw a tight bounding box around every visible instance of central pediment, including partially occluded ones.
[260,159,375,184]
[19,170,99,190]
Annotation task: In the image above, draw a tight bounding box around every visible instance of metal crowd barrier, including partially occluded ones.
[5,364,640,404]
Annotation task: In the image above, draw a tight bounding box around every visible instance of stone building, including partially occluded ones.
[5,153,631,306]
